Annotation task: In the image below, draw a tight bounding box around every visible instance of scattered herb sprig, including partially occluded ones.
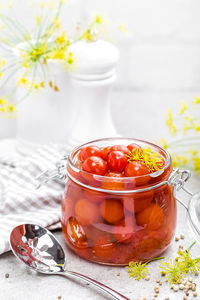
[126,256,164,281]
[160,241,200,283]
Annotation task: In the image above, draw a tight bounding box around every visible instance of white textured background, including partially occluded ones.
[1,0,200,140]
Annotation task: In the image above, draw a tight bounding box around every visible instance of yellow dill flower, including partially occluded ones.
[81,29,96,41]
[195,124,200,132]
[17,77,27,86]
[117,24,129,33]
[171,154,189,168]
[6,104,17,118]
[55,32,69,45]
[35,16,42,26]
[1,37,8,43]
[0,58,6,67]
[193,97,200,105]
[159,138,168,149]
[179,101,187,115]
[0,72,3,78]
[94,15,107,26]
[64,51,77,71]
[52,17,61,29]
[0,97,7,106]
[166,109,177,135]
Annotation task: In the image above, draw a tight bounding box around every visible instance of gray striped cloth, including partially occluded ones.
[0,144,66,255]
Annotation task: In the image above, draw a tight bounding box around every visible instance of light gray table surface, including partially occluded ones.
[0,139,200,300]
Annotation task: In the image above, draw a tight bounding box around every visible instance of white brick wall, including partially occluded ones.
[1,0,200,139]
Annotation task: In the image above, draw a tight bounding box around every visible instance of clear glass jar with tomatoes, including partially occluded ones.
[61,138,176,265]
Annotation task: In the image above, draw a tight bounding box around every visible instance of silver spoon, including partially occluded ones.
[10,224,129,300]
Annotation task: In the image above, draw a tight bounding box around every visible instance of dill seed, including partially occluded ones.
[179,245,184,250]
[116,273,120,276]
[145,275,150,281]
[192,284,196,291]
[58,296,62,300]
[194,271,199,276]
[180,234,185,239]
[156,279,160,283]
[183,297,187,300]
[185,291,189,296]
[175,237,180,242]
[5,273,9,278]
[173,286,179,292]
[188,277,193,283]
[179,284,185,290]
[193,291,197,297]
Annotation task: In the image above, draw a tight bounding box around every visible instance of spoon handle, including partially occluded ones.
[60,270,130,300]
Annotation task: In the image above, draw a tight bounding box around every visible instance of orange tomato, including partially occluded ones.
[66,217,88,248]
[93,235,116,260]
[100,199,124,224]
[102,171,124,190]
[75,199,100,225]
[113,216,136,243]
[123,190,154,213]
[136,203,164,230]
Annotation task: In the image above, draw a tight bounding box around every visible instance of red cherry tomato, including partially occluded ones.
[102,172,124,190]
[124,161,150,186]
[113,216,136,244]
[66,217,88,248]
[82,156,108,176]
[80,146,101,161]
[75,199,100,225]
[93,235,116,260]
[107,151,128,172]
[100,146,112,160]
[136,203,164,230]
[100,199,124,224]
[127,143,141,152]
[110,145,129,155]
[123,190,154,213]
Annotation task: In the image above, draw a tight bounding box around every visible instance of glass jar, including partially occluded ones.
[61,138,177,266]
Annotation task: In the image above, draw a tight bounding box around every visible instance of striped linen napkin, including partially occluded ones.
[0,144,66,255]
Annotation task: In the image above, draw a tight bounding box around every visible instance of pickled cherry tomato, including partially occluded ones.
[110,145,129,155]
[80,146,101,161]
[75,199,100,225]
[100,199,124,223]
[67,217,88,248]
[100,146,112,160]
[82,156,108,175]
[124,161,150,185]
[93,235,116,260]
[102,172,124,190]
[123,190,154,213]
[113,216,136,243]
[136,203,164,230]
[127,143,141,152]
[107,151,127,172]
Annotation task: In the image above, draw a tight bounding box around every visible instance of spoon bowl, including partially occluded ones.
[10,224,66,274]
[10,224,129,300]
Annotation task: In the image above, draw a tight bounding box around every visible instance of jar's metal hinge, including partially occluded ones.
[168,168,193,209]
[35,155,69,189]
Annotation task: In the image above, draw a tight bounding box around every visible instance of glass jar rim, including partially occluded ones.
[67,137,172,193]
